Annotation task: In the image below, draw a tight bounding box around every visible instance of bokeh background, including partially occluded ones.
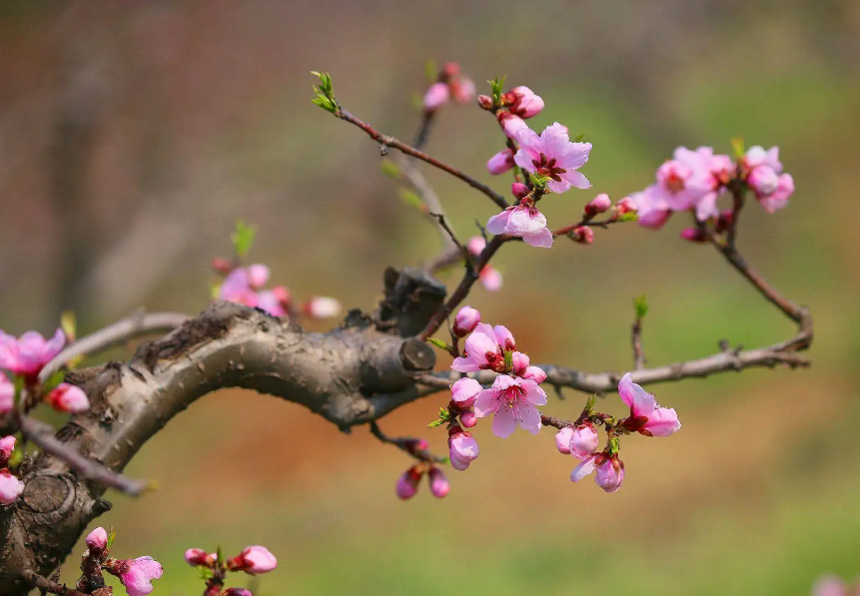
[2,1,859,594]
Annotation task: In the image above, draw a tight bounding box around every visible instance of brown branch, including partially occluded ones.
[632,316,645,371]
[39,310,190,383]
[394,155,458,252]
[369,421,446,464]
[20,571,89,596]
[19,417,148,497]
[335,108,509,210]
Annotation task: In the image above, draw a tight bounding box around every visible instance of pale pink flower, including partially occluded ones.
[743,147,793,213]
[493,325,516,352]
[0,468,24,505]
[570,453,625,493]
[571,226,594,245]
[246,264,270,290]
[0,329,65,378]
[673,146,733,221]
[474,374,547,438]
[514,122,592,194]
[459,409,477,428]
[555,427,574,455]
[467,237,503,291]
[218,268,257,307]
[506,86,544,118]
[744,145,782,171]
[428,466,449,498]
[453,306,481,337]
[584,193,612,217]
[651,159,703,212]
[497,111,529,139]
[234,545,277,575]
[811,575,848,596]
[303,297,341,319]
[117,556,163,596]
[423,82,449,112]
[451,77,476,104]
[256,289,287,317]
[0,435,15,465]
[509,351,546,383]
[486,204,553,248]
[618,373,681,437]
[758,174,793,213]
[569,424,599,459]
[396,467,421,499]
[628,188,672,229]
[451,377,482,409]
[46,383,90,413]
[487,148,515,175]
[86,527,108,553]
[451,323,506,373]
[0,373,12,414]
[448,427,479,471]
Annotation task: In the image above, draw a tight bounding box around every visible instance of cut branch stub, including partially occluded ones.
[375,266,448,336]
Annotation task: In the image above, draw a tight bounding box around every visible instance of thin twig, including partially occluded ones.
[412,111,435,151]
[369,421,446,464]
[20,417,148,496]
[632,315,645,370]
[39,310,189,383]
[394,154,458,251]
[20,571,89,596]
[335,108,509,210]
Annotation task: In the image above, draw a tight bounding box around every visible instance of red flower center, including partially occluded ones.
[532,153,567,182]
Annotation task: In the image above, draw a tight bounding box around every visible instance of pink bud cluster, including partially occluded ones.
[213,260,341,320]
[83,526,164,596]
[0,435,23,505]
[185,544,277,596]
[564,374,681,493]
[623,144,794,234]
[450,306,548,438]
[396,464,450,499]
[0,328,90,415]
[422,62,476,113]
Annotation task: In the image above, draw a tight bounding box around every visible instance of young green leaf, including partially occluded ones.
[634,294,649,319]
[231,220,257,258]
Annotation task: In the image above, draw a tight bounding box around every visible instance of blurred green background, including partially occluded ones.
[1,1,859,594]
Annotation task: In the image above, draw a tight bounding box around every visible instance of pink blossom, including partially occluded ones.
[759,174,793,213]
[510,351,546,383]
[628,188,672,229]
[680,227,707,243]
[514,122,592,194]
[584,193,612,217]
[0,435,15,465]
[184,548,211,566]
[673,146,733,221]
[233,545,277,575]
[487,148,515,175]
[451,323,507,373]
[571,226,594,245]
[511,182,529,199]
[448,427,479,471]
[744,145,782,171]
[451,77,476,104]
[493,325,516,352]
[117,556,163,596]
[428,466,450,498]
[86,527,108,553]
[474,374,547,438]
[423,82,449,112]
[555,427,574,455]
[811,576,848,596]
[0,328,65,378]
[0,468,24,505]
[256,289,287,317]
[476,94,494,110]
[459,409,477,428]
[570,453,625,493]
[486,204,553,248]
[467,237,503,291]
[303,296,341,319]
[743,146,793,213]
[46,383,90,413]
[618,373,681,437]
[497,111,529,140]
[651,159,702,212]
[218,268,258,307]
[451,377,482,408]
[747,163,779,197]
[0,373,12,414]
[246,264,270,290]
[453,306,481,337]
[569,424,599,459]
[506,86,544,118]
[396,466,421,499]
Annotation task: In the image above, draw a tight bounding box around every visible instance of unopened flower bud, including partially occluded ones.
[584,193,612,217]
[680,227,707,243]
[0,469,23,505]
[497,111,528,139]
[451,377,481,409]
[476,94,494,110]
[453,306,481,337]
[507,86,544,118]
[0,435,16,466]
[571,226,594,245]
[487,148,515,175]
[184,548,210,567]
[46,383,90,413]
[231,546,278,575]
[451,77,475,104]
[211,257,232,275]
[442,61,460,78]
[747,165,779,197]
[303,297,341,319]
[246,264,270,290]
[595,456,625,493]
[224,590,254,596]
[448,428,480,471]
[615,196,636,215]
[428,466,450,498]
[511,183,529,200]
[423,82,449,113]
[86,527,109,554]
[396,466,422,500]
[570,424,600,459]
[459,409,478,428]
[555,427,574,455]
[271,285,291,306]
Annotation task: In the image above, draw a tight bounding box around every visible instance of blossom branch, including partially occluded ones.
[333,108,509,210]
[369,421,446,464]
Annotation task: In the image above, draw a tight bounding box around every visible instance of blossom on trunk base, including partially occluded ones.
[0,469,24,505]
[113,556,163,596]
[86,527,108,554]
[0,435,16,465]
[46,383,90,413]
